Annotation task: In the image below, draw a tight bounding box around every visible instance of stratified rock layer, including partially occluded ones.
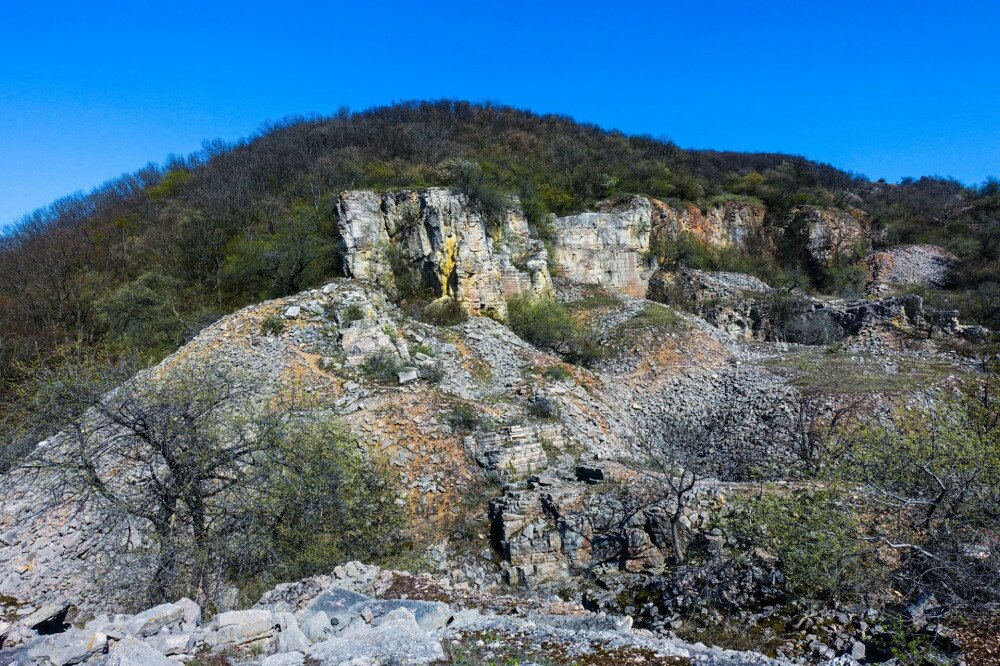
[336,188,551,318]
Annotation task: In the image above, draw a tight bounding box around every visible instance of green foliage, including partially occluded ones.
[341,303,365,325]
[221,210,337,300]
[96,272,195,351]
[146,169,191,201]
[447,403,486,433]
[543,364,573,381]
[0,347,137,472]
[359,350,403,384]
[506,295,602,366]
[234,417,407,603]
[726,488,874,600]
[835,375,1000,609]
[411,343,436,357]
[445,158,513,230]
[260,314,284,336]
[9,357,407,609]
[649,231,792,288]
[518,183,555,241]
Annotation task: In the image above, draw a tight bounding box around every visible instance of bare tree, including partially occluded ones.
[6,357,405,609]
[772,392,867,478]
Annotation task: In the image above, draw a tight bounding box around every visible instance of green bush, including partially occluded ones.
[96,272,188,350]
[447,403,485,433]
[526,395,559,419]
[341,304,365,325]
[445,159,512,230]
[221,213,337,300]
[506,294,602,366]
[8,356,408,608]
[232,416,408,604]
[411,343,436,357]
[649,231,791,289]
[360,350,403,384]
[725,488,874,600]
[260,314,284,336]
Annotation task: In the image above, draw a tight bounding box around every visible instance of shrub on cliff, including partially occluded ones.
[360,350,404,384]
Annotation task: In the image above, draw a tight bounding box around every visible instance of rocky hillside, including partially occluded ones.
[1,102,998,433]
[2,179,996,665]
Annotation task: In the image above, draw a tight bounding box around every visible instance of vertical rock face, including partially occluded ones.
[865,244,958,295]
[336,188,552,318]
[549,196,766,298]
[650,198,766,249]
[550,195,656,297]
[793,205,871,266]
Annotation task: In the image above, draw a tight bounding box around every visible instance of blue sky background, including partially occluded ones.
[2,0,998,227]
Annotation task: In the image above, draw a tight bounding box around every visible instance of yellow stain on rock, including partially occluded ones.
[440,235,458,296]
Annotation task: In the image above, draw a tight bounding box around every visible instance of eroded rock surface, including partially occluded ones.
[651,197,766,249]
[337,188,552,317]
[794,205,871,266]
[865,244,958,294]
[550,195,656,297]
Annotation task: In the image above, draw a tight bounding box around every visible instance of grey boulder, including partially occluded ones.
[307,607,444,665]
[98,637,174,666]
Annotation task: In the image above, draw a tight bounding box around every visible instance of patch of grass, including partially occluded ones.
[762,350,965,395]
[260,314,284,335]
[543,364,573,381]
[341,304,365,325]
[603,304,687,356]
[618,304,684,331]
[411,343,436,357]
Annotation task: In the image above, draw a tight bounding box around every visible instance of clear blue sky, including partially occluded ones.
[2,0,998,227]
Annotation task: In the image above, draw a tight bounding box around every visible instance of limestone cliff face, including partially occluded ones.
[336,188,551,318]
[549,195,655,298]
[650,197,766,249]
[793,205,871,266]
[549,196,766,299]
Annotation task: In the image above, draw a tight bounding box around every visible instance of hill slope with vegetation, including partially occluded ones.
[1,102,997,393]
[0,102,998,664]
